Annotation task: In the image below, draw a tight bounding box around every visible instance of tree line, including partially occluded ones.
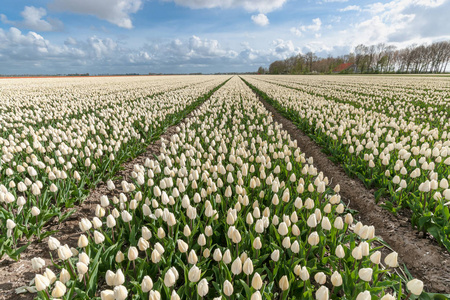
[259,41,450,74]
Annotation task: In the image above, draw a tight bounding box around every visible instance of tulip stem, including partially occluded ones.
[305,246,312,260]
[405,292,412,300]
[67,260,76,278]
[338,258,341,272]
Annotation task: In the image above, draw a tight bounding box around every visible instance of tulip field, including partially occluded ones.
[1,75,448,299]
[241,75,450,252]
[0,75,228,259]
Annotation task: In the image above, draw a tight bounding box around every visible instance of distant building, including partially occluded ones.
[333,63,357,73]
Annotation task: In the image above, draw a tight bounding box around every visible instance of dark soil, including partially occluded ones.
[258,96,450,293]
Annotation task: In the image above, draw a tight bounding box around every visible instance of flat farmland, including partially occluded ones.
[0,75,449,299]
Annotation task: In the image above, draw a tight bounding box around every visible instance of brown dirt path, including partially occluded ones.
[0,94,210,300]
[258,96,450,293]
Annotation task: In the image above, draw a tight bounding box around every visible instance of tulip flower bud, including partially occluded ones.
[331,271,342,286]
[222,249,231,265]
[307,214,317,228]
[31,257,45,271]
[279,275,289,291]
[278,222,289,236]
[151,249,161,263]
[149,290,161,300]
[57,244,72,261]
[141,275,153,292]
[76,262,89,275]
[49,237,61,251]
[77,234,89,248]
[44,268,57,284]
[351,246,362,260]
[384,252,399,268]
[94,230,105,244]
[360,241,370,256]
[271,249,280,262]
[407,279,424,296]
[78,252,89,266]
[188,250,198,264]
[251,291,262,300]
[314,272,326,285]
[59,268,70,284]
[291,240,300,254]
[114,285,128,300]
[321,217,331,231]
[197,278,209,297]
[31,206,41,216]
[380,294,395,300]
[183,225,191,237]
[255,219,264,233]
[164,269,176,287]
[231,257,242,275]
[334,217,344,230]
[344,213,353,225]
[128,246,138,261]
[251,272,263,290]
[171,291,180,300]
[370,251,381,264]
[298,266,309,281]
[211,248,221,262]
[115,251,125,263]
[198,234,206,247]
[141,226,152,240]
[188,265,201,282]
[282,236,291,249]
[109,269,124,286]
[79,218,92,232]
[35,274,50,291]
[358,268,373,282]
[121,210,132,223]
[356,291,371,300]
[101,289,115,300]
[136,238,149,251]
[243,258,254,275]
[91,217,102,229]
[308,231,320,246]
[177,240,188,253]
[157,227,166,239]
[223,280,234,296]
[51,281,66,297]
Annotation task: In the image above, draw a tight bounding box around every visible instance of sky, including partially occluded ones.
[0,0,449,74]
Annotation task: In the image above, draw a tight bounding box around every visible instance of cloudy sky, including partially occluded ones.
[0,0,449,74]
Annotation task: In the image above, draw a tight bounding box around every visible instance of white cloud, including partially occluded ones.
[49,0,143,29]
[308,18,322,31]
[251,14,269,26]
[291,18,322,36]
[164,0,287,13]
[290,27,302,36]
[339,5,361,12]
[319,0,348,2]
[1,6,63,32]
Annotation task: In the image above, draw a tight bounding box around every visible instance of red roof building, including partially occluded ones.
[333,63,356,73]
